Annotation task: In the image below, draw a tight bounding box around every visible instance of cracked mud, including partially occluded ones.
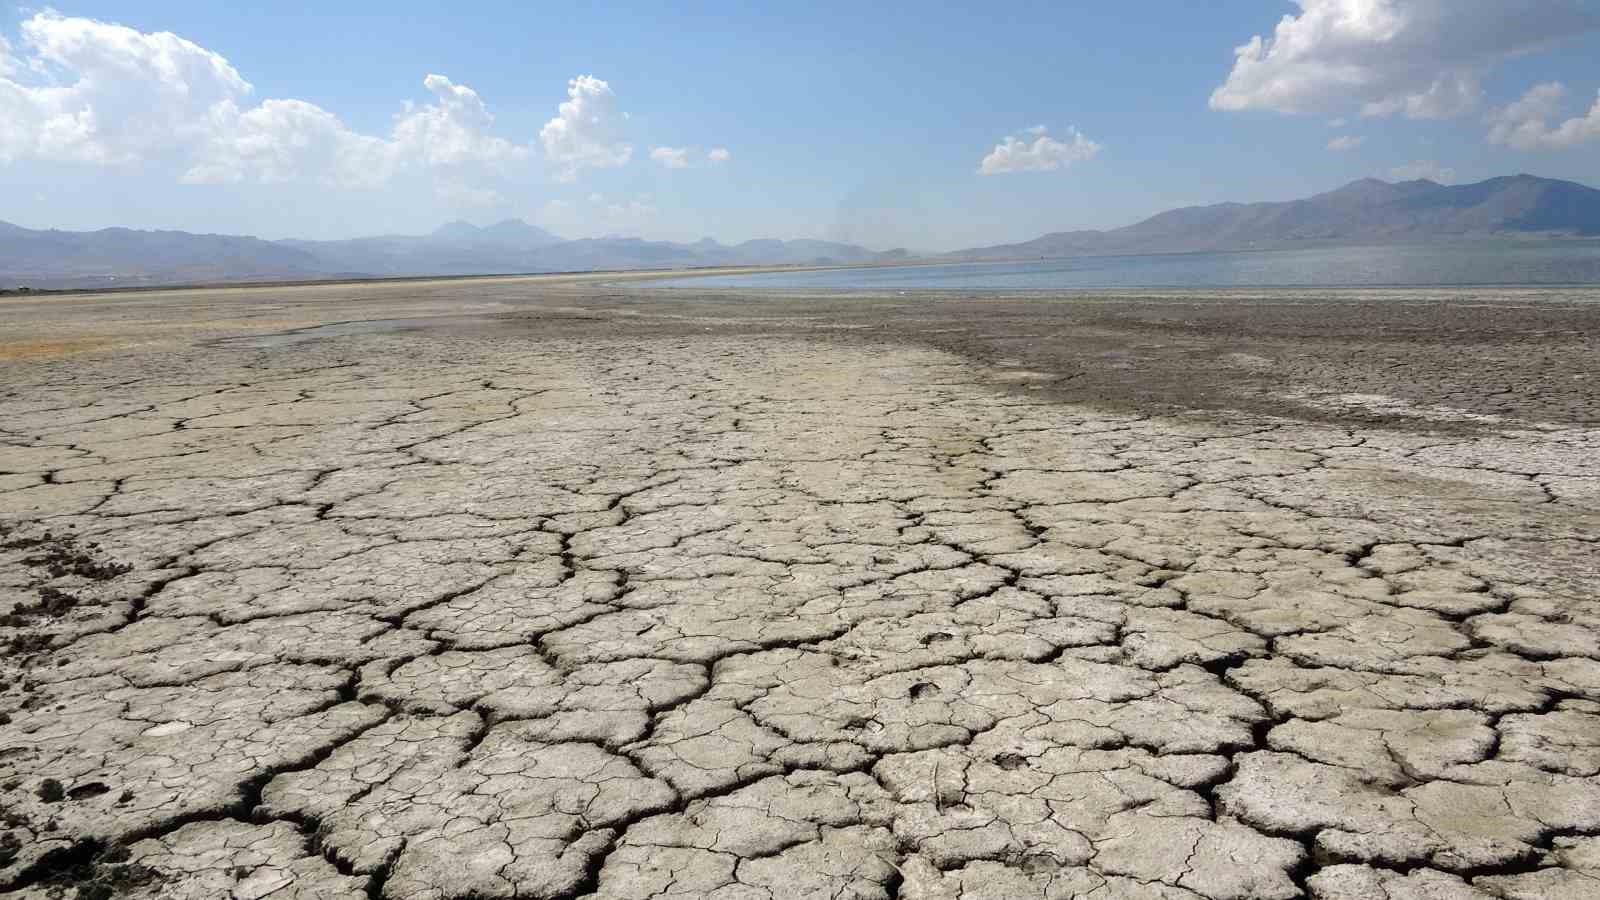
[1,278,1598,899]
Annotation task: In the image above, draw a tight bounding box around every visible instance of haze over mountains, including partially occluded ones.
[4,175,1599,289]
[951,175,1600,260]
[0,219,901,289]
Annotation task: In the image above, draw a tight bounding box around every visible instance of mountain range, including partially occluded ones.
[0,218,901,290]
[950,174,1600,260]
[4,174,1600,289]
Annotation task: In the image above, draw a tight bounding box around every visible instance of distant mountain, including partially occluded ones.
[0,216,899,289]
[430,218,563,246]
[429,220,487,242]
[952,174,1600,260]
[0,226,328,288]
[12,174,1592,290]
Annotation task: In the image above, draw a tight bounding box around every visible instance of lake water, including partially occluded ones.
[652,241,1600,290]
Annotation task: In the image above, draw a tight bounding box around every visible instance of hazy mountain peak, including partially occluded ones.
[483,218,537,233]
[431,220,484,241]
[481,219,561,245]
[426,218,562,248]
[1322,177,1404,200]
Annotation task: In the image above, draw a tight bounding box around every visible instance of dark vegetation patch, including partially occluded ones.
[0,831,20,868]
[0,587,81,628]
[0,525,133,668]
[23,842,162,900]
[2,531,131,582]
[5,632,54,657]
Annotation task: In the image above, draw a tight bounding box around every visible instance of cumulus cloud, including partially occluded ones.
[1389,160,1455,183]
[1326,135,1365,151]
[0,10,250,165]
[650,146,688,168]
[707,147,730,163]
[978,126,1100,175]
[0,11,526,189]
[1210,0,1596,119]
[539,75,631,181]
[184,73,526,186]
[1487,82,1600,151]
[394,75,527,168]
[182,99,397,186]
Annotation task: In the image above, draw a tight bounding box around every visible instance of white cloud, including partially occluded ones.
[183,99,398,186]
[650,146,688,168]
[1389,160,1455,183]
[0,10,250,165]
[1487,82,1600,151]
[539,75,631,181]
[707,147,730,163]
[184,73,525,187]
[978,126,1100,175]
[1326,134,1365,151]
[0,12,526,190]
[1328,117,1348,128]
[394,74,527,168]
[1210,0,1596,119]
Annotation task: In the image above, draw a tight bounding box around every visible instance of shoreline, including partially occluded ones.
[11,232,1600,300]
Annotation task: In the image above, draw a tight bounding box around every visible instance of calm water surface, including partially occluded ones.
[653,241,1600,290]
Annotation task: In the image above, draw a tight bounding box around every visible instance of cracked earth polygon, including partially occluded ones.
[1,281,1598,899]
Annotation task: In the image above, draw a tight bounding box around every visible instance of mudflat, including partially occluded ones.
[1,276,1598,899]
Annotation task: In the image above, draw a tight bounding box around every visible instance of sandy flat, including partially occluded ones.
[1,276,1598,899]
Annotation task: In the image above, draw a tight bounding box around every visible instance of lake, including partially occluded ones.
[651,240,1600,290]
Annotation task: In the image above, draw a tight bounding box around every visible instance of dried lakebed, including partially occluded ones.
[0,280,1598,899]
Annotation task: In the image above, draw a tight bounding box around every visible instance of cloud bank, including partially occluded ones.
[978,126,1100,175]
[0,12,664,194]
[1211,0,1596,119]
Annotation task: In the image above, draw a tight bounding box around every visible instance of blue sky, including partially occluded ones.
[2,1,1599,250]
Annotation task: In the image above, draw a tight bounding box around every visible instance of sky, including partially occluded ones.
[2,1,1600,251]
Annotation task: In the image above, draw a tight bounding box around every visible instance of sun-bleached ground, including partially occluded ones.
[2,278,1598,899]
